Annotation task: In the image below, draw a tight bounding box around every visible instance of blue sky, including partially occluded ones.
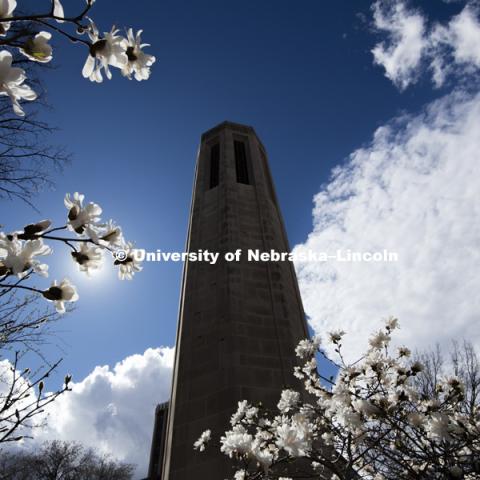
[4,0,463,379]
[3,0,480,475]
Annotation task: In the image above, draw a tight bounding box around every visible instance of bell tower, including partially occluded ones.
[155,121,310,479]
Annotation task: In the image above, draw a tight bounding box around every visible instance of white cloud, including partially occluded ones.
[430,5,480,86]
[372,0,480,89]
[371,1,426,90]
[20,347,174,479]
[441,5,480,67]
[293,89,480,362]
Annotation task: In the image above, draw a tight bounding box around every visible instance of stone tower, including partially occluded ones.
[155,121,310,479]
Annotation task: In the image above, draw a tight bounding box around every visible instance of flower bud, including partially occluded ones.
[42,286,63,301]
[22,220,52,237]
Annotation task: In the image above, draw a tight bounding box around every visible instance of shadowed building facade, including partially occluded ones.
[149,121,310,479]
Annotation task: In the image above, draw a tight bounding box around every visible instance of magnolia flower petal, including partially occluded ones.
[0,51,37,116]
[82,55,95,78]
[10,95,25,116]
[0,0,16,35]
[13,84,37,101]
[55,300,66,314]
[0,0,16,18]
[53,0,64,22]
[0,49,11,64]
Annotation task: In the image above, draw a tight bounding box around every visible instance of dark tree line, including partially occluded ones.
[0,440,134,480]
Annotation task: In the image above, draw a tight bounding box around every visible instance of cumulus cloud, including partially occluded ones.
[17,347,174,478]
[293,89,480,362]
[372,0,480,89]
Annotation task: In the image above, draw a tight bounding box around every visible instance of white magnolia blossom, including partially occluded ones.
[385,316,399,330]
[352,398,381,418]
[0,1,154,115]
[83,22,128,83]
[193,429,211,452]
[0,192,141,313]
[114,242,143,280]
[99,220,124,247]
[200,318,480,479]
[230,400,258,426]
[20,32,53,63]
[425,412,454,442]
[220,425,254,457]
[369,329,391,350]
[0,0,16,35]
[275,413,313,457]
[295,336,321,359]
[250,441,274,471]
[328,329,346,344]
[64,192,102,235]
[397,346,411,358]
[0,51,37,116]
[0,234,51,277]
[277,389,300,414]
[71,243,103,275]
[234,471,247,480]
[43,278,79,313]
[121,28,156,81]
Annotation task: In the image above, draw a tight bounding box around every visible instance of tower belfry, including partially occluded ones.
[153,121,310,479]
